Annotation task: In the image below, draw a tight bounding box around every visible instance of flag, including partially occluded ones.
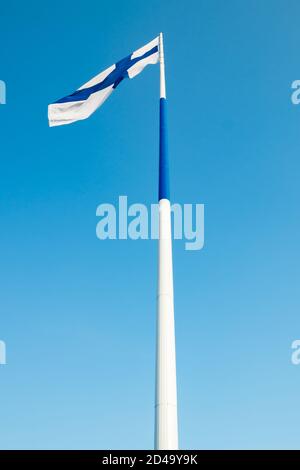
[48,37,159,127]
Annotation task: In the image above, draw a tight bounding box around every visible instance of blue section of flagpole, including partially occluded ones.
[159,97,170,201]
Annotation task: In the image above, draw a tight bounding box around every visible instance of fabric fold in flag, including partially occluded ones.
[48,37,159,127]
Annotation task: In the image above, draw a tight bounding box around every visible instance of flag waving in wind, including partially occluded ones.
[48,37,159,127]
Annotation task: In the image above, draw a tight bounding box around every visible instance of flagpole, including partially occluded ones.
[155,32,178,450]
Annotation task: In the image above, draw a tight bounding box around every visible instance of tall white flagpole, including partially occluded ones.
[155,32,179,450]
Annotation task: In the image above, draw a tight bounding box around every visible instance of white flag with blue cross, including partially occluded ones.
[48,37,159,127]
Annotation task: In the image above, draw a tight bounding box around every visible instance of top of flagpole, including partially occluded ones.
[159,33,166,99]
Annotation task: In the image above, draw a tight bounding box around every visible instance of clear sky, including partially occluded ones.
[1,0,300,450]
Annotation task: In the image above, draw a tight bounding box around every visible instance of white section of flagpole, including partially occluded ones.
[155,32,178,450]
[159,32,166,99]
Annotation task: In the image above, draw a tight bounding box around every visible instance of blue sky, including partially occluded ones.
[1,0,300,449]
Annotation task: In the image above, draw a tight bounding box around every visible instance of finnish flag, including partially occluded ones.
[48,37,159,127]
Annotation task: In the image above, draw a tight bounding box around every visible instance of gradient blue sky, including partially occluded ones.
[1,0,300,450]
